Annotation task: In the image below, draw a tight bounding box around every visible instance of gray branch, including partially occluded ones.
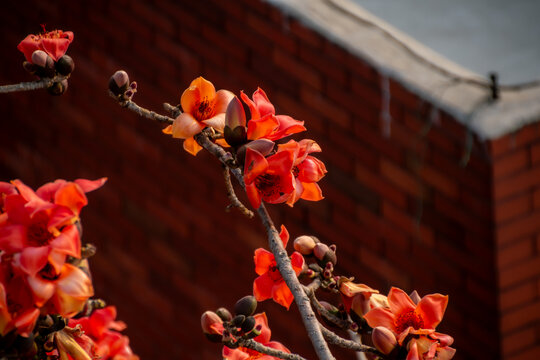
[237,339,308,360]
[0,75,68,93]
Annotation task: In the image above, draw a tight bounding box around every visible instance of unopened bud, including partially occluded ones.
[47,79,68,96]
[409,290,421,305]
[55,55,75,76]
[231,314,245,328]
[240,316,256,333]
[55,330,92,360]
[313,243,337,266]
[293,235,317,255]
[245,324,262,339]
[224,97,247,147]
[319,301,339,316]
[236,139,275,166]
[23,61,37,74]
[109,70,130,96]
[234,295,257,317]
[31,50,52,68]
[216,307,232,322]
[372,327,397,355]
[201,311,223,335]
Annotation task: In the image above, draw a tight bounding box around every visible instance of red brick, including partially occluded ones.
[493,148,530,179]
[491,123,540,158]
[350,76,382,110]
[498,237,535,268]
[535,189,540,209]
[300,86,350,128]
[382,201,434,245]
[246,12,296,53]
[360,246,410,289]
[131,1,175,36]
[289,19,324,49]
[499,256,540,288]
[501,300,540,332]
[507,346,540,360]
[298,43,347,86]
[496,193,532,223]
[497,210,540,246]
[419,164,459,199]
[380,158,423,198]
[273,48,322,90]
[502,327,537,355]
[500,281,538,311]
[355,162,408,209]
[532,143,540,164]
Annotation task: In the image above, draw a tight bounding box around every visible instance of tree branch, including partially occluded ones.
[236,339,308,360]
[319,325,382,357]
[109,93,174,124]
[223,166,254,218]
[304,282,352,330]
[0,75,68,93]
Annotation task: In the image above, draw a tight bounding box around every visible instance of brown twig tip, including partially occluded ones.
[223,166,254,218]
[163,102,182,118]
[0,75,69,93]
[238,339,308,360]
[109,94,174,124]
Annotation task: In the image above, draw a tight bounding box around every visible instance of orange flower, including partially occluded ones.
[253,226,304,309]
[243,148,296,209]
[241,88,305,142]
[406,332,456,360]
[223,313,290,360]
[17,29,74,63]
[165,77,234,155]
[276,140,327,206]
[364,287,448,343]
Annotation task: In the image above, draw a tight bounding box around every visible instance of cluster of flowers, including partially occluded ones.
[0,178,137,360]
[17,27,75,94]
[162,76,327,209]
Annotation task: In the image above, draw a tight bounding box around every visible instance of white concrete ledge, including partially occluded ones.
[264,0,540,140]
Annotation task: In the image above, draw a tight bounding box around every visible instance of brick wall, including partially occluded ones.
[0,1,538,359]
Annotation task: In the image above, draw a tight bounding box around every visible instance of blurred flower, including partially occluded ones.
[69,306,139,360]
[17,29,74,63]
[253,226,303,309]
[364,287,448,342]
[223,313,290,360]
[406,332,456,360]
[165,77,234,155]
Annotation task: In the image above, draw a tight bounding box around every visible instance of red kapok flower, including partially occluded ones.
[253,226,304,309]
[338,279,379,313]
[164,76,234,155]
[69,306,139,360]
[406,332,456,360]
[18,29,74,63]
[241,88,305,142]
[243,147,296,209]
[276,139,327,206]
[223,313,290,360]
[364,287,448,342]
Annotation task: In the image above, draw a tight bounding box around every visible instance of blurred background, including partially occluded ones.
[1,1,539,359]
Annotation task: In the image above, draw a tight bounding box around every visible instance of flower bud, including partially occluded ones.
[201,311,223,335]
[55,55,75,76]
[224,97,247,146]
[372,327,397,355]
[245,324,262,339]
[216,307,232,322]
[55,330,92,360]
[293,235,317,255]
[47,79,68,96]
[313,243,337,266]
[231,314,245,328]
[109,70,129,96]
[31,50,52,68]
[23,61,37,74]
[234,295,257,317]
[236,139,275,166]
[240,316,256,333]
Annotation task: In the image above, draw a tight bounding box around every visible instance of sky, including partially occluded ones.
[351,0,540,85]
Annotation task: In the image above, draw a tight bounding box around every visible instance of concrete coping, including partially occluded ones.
[264,0,540,140]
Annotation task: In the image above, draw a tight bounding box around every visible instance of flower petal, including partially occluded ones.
[202,113,226,132]
[41,37,72,61]
[52,264,94,317]
[254,248,274,275]
[278,225,289,248]
[13,308,40,337]
[54,182,88,215]
[245,183,262,209]
[50,225,81,258]
[0,225,26,253]
[253,273,274,302]
[244,148,268,184]
[213,89,235,114]
[388,287,416,316]
[271,280,294,309]
[363,307,396,332]
[253,313,271,344]
[247,114,279,140]
[27,275,56,307]
[290,252,304,276]
[172,113,205,139]
[252,88,275,118]
[74,178,107,194]
[19,246,50,276]
[182,137,203,156]
[416,293,448,329]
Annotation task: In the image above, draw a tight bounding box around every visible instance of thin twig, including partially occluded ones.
[320,325,382,357]
[236,339,308,360]
[223,165,254,218]
[304,282,352,330]
[0,75,68,93]
[163,102,182,118]
[348,331,369,360]
[109,93,174,124]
